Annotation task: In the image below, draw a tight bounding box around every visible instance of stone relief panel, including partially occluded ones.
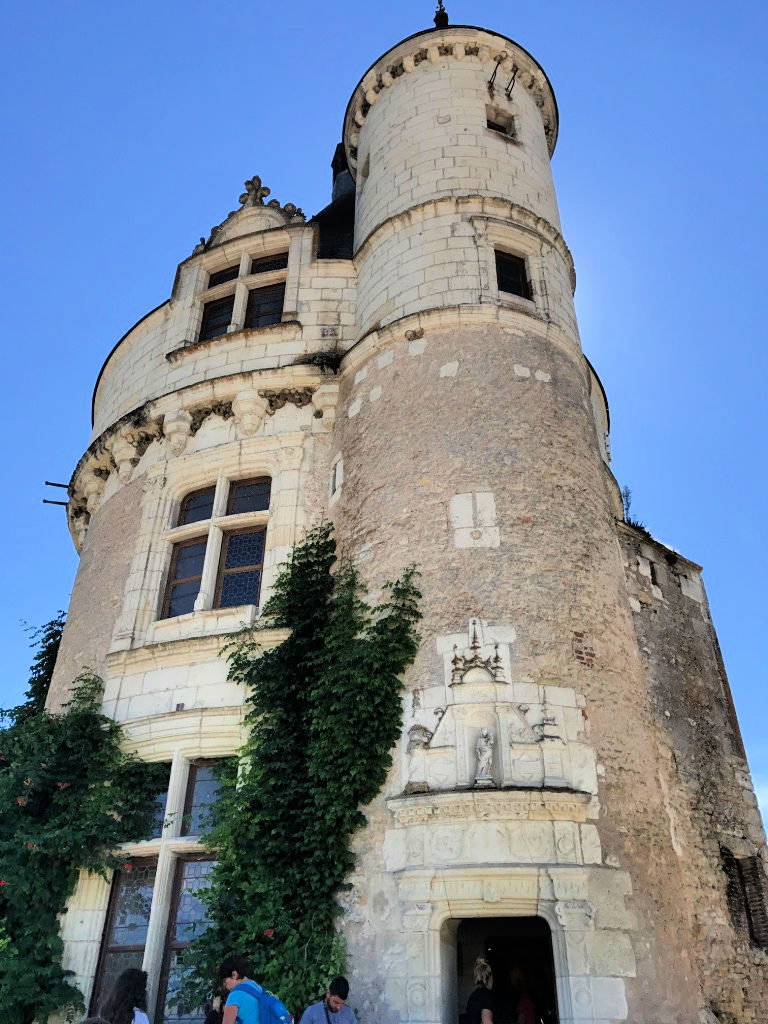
[403,619,598,800]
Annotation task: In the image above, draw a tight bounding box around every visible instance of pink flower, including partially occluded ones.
[123,863,133,872]
[16,796,26,806]
[0,880,8,886]
[263,929,274,938]
[27,843,36,850]
[56,781,70,790]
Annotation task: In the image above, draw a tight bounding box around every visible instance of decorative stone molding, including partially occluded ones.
[343,27,558,167]
[555,899,595,930]
[188,401,233,436]
[231,390,270,436]
[81,472,107,514]
[387,789,592,827]
[191,176,306,255]
[310,383,339,430]
[162,409,193,455]
[450,620,506,684]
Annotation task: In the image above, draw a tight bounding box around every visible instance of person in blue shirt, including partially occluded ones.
[298,977,355,1024]
[220,956,262,1024]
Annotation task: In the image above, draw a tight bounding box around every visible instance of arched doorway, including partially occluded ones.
[456,917,559,1023]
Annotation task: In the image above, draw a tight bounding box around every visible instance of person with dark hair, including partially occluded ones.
[99,968,150,1024]
[466,958,495,1024]
[299,976,355,1024]
[219,956,261,1024]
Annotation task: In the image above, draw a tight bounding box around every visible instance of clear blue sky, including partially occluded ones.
[2,1,766,822]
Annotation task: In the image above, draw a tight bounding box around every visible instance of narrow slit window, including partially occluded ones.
[495,251,531,300]
[199,294,234,341]
[739,856,768,948]
[215,528,266,609]
[181,761,223,837]
[244,284,285,329]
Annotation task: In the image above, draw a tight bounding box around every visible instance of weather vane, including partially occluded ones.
[434,1,449,29]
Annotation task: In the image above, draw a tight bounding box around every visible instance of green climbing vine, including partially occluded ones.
[177,524,421,1015]
[0,616,167,1024]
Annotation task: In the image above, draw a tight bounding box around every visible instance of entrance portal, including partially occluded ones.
[456,917,558,1024]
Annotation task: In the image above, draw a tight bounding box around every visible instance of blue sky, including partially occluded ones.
[2,1,766,822]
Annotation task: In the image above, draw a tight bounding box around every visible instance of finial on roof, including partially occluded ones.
[434,1,449,29]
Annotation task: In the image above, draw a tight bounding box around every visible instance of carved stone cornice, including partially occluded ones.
[387,789,591,827]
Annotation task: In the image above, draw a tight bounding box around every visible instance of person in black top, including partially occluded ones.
[466,957,496,1024]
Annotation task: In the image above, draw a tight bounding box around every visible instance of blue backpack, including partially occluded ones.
[237,980,293,1024]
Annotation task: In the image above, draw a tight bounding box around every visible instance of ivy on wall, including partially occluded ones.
[0,616,167,1024]
[178,525,421,1015]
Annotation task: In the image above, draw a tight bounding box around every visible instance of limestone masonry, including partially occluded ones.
[49,15,767,1024]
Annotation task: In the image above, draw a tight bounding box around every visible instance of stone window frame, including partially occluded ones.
[474,218,542,316]
[160,476,271,621]
[85,738,236,1018]
[485,102,519,143]
[190,231,298,345]
[329,453,344,507]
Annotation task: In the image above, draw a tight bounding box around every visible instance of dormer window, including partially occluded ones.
[195,250,290,342]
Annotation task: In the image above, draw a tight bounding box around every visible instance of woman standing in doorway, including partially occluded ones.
[466,957,496,1024]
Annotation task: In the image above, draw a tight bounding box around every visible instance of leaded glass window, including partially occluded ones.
[163,539,206,618]
[226,478,271,515]
[244,284,284,329]
[215,529,265,609]
[181,761,222,837]
[90,860,157,1014]
[178,487,215,526]
[158,859,215,1024]
[198,294,234,341]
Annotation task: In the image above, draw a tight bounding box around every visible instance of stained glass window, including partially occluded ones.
[181,762,222,837]
[90,860,157,1014]
[215,530,265,609]
[179,488,215,526]
[227,478,271,515]
[158,859,215,1024]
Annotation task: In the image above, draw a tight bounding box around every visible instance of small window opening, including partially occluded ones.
[649,562,659,587]
[244,284,285,329]
[250,252,289,275]
[199,294,234,341]
[178,486,215,527]
[721,846,768,948]
[207,264,240,288]
[226,478,271,515]
[495,251,531,300]
[486,104,516,138]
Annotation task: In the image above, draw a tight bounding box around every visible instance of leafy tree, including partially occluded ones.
[177,525,421,1015]
[0,620,167,1023]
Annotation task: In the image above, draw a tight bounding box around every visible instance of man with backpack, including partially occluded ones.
[298,977,355,1024]
[219,955,292,1024]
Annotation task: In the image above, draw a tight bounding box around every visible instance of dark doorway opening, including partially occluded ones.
[457,917,558,1024]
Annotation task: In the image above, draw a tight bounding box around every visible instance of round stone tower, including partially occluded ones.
[49,14,767,1024]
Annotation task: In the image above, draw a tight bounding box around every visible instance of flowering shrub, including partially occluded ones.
[0,618,167,1023]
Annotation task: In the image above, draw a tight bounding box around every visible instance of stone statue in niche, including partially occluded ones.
[474,728,495,787]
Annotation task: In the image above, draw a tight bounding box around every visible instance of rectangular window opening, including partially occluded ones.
[250,252,289,275]
[244,284,285,329]
[157,857,215,1023]
[89,859,158,1015]
[495,250,531,300]
[207,264,239,288]
[178,487,216,527]
[198,294,234,342]
[215,528,265,609]
[162,539,207,619]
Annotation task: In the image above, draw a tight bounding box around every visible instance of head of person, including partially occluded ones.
[218,954,252,991]
[100,968,148,1024]
[325,976,350,1012]
[473,958,493,990]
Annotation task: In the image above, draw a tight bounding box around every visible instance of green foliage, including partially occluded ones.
[0,619,167,1024]
[178,525,421,1016]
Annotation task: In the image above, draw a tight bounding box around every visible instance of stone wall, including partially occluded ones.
[619,524,768,1022]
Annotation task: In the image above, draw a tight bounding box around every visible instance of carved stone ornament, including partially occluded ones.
[451,620,506,684]
[261,388,315,414]
[232,390,270,436]
[239,175,271,206]
[407,724,434,752]
[474,727,495,787]
[554,899,595,930]
[163,409,193,456]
